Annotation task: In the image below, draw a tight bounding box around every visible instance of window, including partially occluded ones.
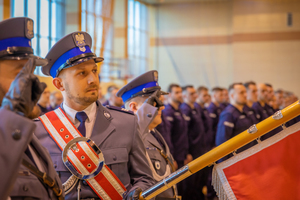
[128,0,149,77]
[81,0,114,82]
[11,0,66,75]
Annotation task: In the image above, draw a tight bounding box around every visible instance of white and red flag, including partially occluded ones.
[212,122,300,200]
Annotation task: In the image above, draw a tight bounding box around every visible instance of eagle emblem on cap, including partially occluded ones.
[26,19,34,39]
[75,33,86,52]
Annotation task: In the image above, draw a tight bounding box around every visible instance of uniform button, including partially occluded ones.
[82,180,88,186]
[113,155,117,161]
[147,113,152,118]
[12,129,21,140]
[23,185,28,191]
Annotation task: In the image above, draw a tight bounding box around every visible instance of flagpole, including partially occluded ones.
[139,101,300,200]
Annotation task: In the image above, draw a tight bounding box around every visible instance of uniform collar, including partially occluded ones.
[63,102,96,124]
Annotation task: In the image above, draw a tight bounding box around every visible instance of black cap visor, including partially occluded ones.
[55,53,104,77]
[0,46,48,66]
[126,86,169,102]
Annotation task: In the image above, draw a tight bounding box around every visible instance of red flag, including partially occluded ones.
[213,123,300,200]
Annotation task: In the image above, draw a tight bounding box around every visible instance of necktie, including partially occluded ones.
[76,111,88,137]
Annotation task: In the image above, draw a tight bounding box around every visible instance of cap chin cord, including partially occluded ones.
[55,53,104,77]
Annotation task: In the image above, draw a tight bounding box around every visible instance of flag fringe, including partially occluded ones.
[212,122,300,200]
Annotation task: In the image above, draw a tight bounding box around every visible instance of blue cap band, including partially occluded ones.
[0,37,31,51]
[121,81,158,102]
[50,46,92,78]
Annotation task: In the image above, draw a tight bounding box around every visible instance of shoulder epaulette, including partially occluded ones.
[105,105,134,115]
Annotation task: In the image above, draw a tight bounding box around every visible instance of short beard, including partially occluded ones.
[65,82,98,106]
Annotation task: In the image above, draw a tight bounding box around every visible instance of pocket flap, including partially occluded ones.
[103,148,128,165]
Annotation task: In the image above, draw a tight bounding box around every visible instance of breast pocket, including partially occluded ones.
[146,148,167,176]
[102,148,129,185]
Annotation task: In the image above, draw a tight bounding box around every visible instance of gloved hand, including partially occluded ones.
[125,187,142,200]
[1,58,47,117]
[145,90,164,108]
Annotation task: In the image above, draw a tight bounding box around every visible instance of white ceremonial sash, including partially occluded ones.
[39,108,126,200]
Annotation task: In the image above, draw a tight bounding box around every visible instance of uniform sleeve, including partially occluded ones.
[0,108,36,200]
[215,112,234,147]
[180,107,192,154]
[156,114,174,156]
[135,103,158,135]
[126,115,155,194]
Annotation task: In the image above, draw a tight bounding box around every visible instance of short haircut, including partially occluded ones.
[211,87,223,93]
[167,83,181,93]
[106,85,119,99]
[243,81,256,89]
[107,85,118,93]
[124,95,147,110]
[275,89,284,94]
[265,83,273,88]
[228,82,243,92]
[182,85,194,92]
[197,86,208,94]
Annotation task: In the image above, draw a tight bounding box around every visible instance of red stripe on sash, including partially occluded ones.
[73,143,98,173]
[90,165,123,200]
[105,165,127,191]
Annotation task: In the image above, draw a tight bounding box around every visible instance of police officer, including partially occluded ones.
[117,70,180,200]
[265,83,275,116]
[252,83,281,140]
[103,85,124,107]
[34,31,155,199]
[0,17,63,200]
[162,83,191,197]
[220,88,229,111]
[243,81,260,125]
[195,86,214,150]
[194,86,216,200]
[180,85,207,200]
[216,83,257,162]
[207,87,223,144]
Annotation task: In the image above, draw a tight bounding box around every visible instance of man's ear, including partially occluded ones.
[53,77,64,91]
[129,102,138,113]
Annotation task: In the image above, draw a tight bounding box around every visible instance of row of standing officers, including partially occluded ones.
[156,81,299,199]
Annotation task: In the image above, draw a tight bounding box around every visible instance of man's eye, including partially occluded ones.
[79,71,85,75]
[92,69,98,73]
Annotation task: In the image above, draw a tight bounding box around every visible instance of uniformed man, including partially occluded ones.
[117,70,180,200]
[252,83,281,140]
[207,87,223,142]
[48,90,64,111]
[37,83,51,115]
[194,86,216,200]
[180,85,207,200]
[274,89,284,110]
[265,83,275,116]
[243,81,260,125]
[0,17,64,200]
[161,83,191,198]
[195,86,214,150]
[103,85,124,107]
[220,88,229,110]
[34,31,155,199]
[216,83,257,161]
